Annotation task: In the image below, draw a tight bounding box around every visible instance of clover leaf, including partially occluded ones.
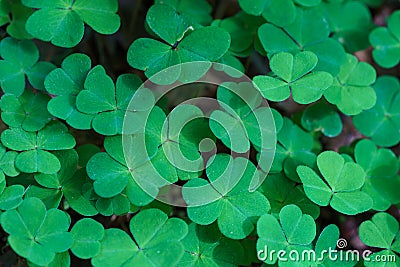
[271,118,317,182]
[0,197,73,266]
[4,0,33,39]
[128,4,230,83]
[297,150,373,215]
[210,82,276,158]
[76,69,142,135]
[319,1,374,52]
[22,0,120,48]
[369,10,400,68]
[154,0,212,26]
[92,208,188,267]
[0,144,19,178]
[258,8,346,76]
[70,218,105,259]
[216,12,265,57]
[256,204,316,265]
[1,121,76,174]
[0,0,9,26]
[28,252,70,267]
[183,154,270,239]
[353,76,400,147]
[312,224,356,266]
[0,90,52,132]
[0,37,55,96]
[86,132,173,203]
[178,223,245,267]
[45,53,94,130]
[25,149,98,215]
[354,139,400,211]
[238,0,297,27]
[260,173,320,219]
[359,212,400,266]
[324,54,377,115]
[95,193,131,216]
[253,51,333,104]
[301,101,343,137]
[0,178,24,211]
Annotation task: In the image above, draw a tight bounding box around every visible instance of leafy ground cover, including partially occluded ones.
[0,0,399,266]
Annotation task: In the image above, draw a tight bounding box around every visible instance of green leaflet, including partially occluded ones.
[1,121,76,174]
[127,4,230,84]
[359,212,400,266]
[0,37,55,96]
[354,139,400,211]
[1,197,73,266]
[258,8,346,76]
[253,51,333,104]
[256,204,316,265]
[353,76,400,147]
[92,209,188,267]
[297,151,373,215]
[183,154,270,239]
[22,0,120,48]
[370,10,400,68]
[324,53,376,115]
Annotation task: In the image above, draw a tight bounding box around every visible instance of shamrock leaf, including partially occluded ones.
[70,218,105,259]
[0,90,52,132]
[178,223,245,267]
[258,8,346,76]
[128,4,230,83]
[76,67,142,135]
[359,212,400,266]
[92,208,188,267]
[1,121,76,174]
[260,173,320,219]
[95,193,131,216]
[22,0,120,48]
[253,51,333,104]
[319,1,374,52]
[210,82,276,158]
[238,0,296,27]
[0,178,24,211]
[4,0,33,39]
[86,132,173,203]
[0,197,73,266]
[271,118,316,182]
[297,151,373,215]
[45,53,94,130]
[313,224,356,266]
[28,252,70,267]
[354,139,400,211]
[183,154,270,239]
[154,0,212,25]
[353,76,400,147]
[0,144,19,178]
[25,149,98,215]
[324,54,376,115]
[0,0,9,26]
[0,37,55,96]
[301,101,343,137]
[216,12,265,57]
[256,204,316,265]
[369,10,400,68]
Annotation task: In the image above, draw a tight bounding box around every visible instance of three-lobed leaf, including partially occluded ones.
[22,0,120,48]
[297,151,373,215]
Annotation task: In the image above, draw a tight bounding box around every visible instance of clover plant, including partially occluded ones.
[0,0,399,266]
